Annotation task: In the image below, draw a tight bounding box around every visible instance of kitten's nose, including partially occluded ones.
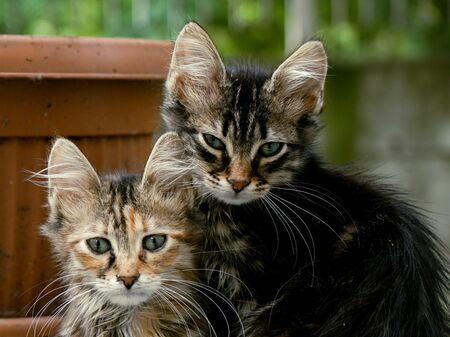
[117,274,140,289]
[227,157,251,193]
[227,178,250,193]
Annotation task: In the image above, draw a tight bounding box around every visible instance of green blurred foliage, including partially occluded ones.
[318,0,450,63]
[0,0,285,62]
[0,0,449,63]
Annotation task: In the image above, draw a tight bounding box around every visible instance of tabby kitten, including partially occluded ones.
[38,134,207,337]
[162,22,450,337]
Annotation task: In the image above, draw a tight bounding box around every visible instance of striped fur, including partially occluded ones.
[162,23,450,337]
[38,134,208,337]
[163,23,326,207]
[162,22,327,309]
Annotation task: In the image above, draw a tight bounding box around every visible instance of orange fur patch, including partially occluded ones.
[128,207,136,230]
[170,232,188,242]
[76,252,105,270]
[140,245,180,275]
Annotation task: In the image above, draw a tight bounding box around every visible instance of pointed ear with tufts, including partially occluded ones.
[141,132,195,207]
[267,41,327,118]
[165,22,225,118]
[46,138,101,219]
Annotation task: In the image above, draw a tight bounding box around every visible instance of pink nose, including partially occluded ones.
[117,275,139,289]
[227,178,250,193]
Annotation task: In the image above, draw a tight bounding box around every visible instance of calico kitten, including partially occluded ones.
[37,134,207,337]
[162,22,450,337]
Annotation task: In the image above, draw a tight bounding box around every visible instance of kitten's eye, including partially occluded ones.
[203,134,225,150]
[259,142,283,157]
[143,234,167,252]
[86,238,111,254]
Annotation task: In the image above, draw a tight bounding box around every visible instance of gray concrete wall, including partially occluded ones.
[323,62,450,250]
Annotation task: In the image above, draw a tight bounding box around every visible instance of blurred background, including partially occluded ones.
[1,0,449,246]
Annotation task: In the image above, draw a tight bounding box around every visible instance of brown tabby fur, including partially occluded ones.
[36,134,209,337]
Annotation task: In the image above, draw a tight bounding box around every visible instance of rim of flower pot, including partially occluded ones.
[0,35,172,80]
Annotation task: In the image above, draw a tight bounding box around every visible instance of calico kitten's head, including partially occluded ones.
[42,133,200,308]
[162,22,327,205]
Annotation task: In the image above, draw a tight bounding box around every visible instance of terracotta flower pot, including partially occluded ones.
[0,35,172,336]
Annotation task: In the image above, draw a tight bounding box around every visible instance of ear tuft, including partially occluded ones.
[165,22,225,109]
[45,138,100,210]
[268,41,327,116]
[48,138,99,188]
[141,132,192,189]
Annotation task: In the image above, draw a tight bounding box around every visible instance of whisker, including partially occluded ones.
[163,283,219,337]
[164,268,252,297]
[269,191,347,247]
[273,184,347,220]
[267,192,316,277]
[159,286,206,337]
[263,194,299,261]
[155,290,193,337]
[160,277,246,337]
[257,198,281,257]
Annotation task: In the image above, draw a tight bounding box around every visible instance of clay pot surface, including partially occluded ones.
[0,35,172,336]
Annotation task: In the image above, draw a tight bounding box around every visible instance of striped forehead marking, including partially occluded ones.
[105,176,140,248]
[234,84,242,139]
[222,80,267,145]
[246,83,258,140]
[110,182,134,227]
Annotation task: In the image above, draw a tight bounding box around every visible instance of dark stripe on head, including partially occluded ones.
[164,100,189,128]
[259,119,267,139]
[218,153,231,172]
[106,174,138,233]
[107,183,120,229]
[192,138,219,164]
[99,252,116,276]
[297,114,319,132]
[222,109,235,137]
[225,64,270,143]
[263,151,294,174]
[48,210,66,232]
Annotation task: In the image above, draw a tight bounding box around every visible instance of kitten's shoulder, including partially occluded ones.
[305,157,448,260]
[301,157,436,237]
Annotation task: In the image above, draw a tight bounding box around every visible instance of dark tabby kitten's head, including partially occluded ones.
[162,22,327,205]
[40,134,204,337]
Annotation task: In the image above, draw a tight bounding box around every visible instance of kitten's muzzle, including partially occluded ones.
[117,274,140,289]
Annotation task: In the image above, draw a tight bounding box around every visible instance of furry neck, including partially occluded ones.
[58,291,186,337]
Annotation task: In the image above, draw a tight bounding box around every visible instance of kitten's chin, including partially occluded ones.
[108,290,151,307]
[212,189,263,206]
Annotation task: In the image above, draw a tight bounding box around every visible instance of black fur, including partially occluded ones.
[165,75,450,337]
[228,158,450,337]
[162,26,449,336]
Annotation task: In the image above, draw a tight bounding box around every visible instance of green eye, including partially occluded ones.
[259,142,283,157]
[203,134,225,150]
[143,235,167,252]
[86,237,111,254]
